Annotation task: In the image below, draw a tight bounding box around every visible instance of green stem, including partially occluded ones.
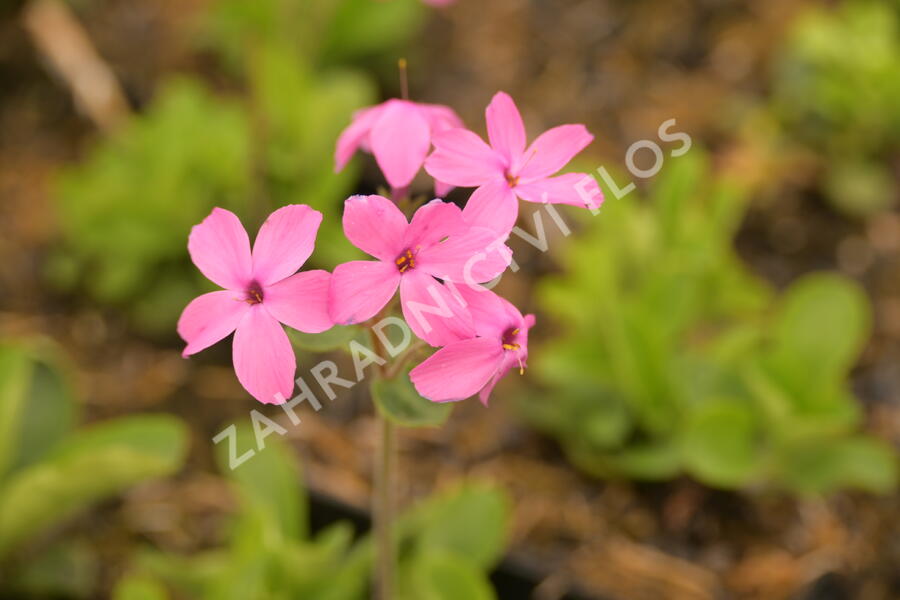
[374,413,396,600]
[369,326,395,600]
[384,340,426,379]
[372,57,412,599]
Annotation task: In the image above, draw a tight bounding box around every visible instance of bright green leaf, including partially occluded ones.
[681,399,762,488]
[603,442,682,481]
[778,436,898,494]
[214,423,306,543]
[403,551,496,600]
[768,274,870,404]
[407,484,509,569]
[0,415,188,557]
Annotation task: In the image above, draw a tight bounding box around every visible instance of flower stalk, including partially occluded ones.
[374,410,396,600]
[368,322,395,600]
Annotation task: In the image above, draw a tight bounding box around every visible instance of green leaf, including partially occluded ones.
[651,149,704,244]
[407,484,509,569]
[768,274,870,400]
[54,77,252,334]
[288,325,360,353]
[8,346,78,474]
[208,510,276,600]
[0,342,31,480]
[519,385,631,451]
[681,399,762,488]
[603,441,682,480]
[778,436,898,494]
[276,524,358,596]
[113,574,170,600]
[371,375,452,428]
[214,423,306,543]
[776,274,870,372]
[402,551,496,600]
[0,415,188,557]
[135,549,231,599]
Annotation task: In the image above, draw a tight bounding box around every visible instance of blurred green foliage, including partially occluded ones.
[372,369,453,427]
[48,0,431,335]
[523,152,897,493]
[116,425,508,600]
[200,0,425,70]
[0,338,188,596]
[49,79,252,333]
[771,0,900,216]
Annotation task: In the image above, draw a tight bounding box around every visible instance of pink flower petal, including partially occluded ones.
[452,284,509,339]
[400,270,475,346]
[335,105,382,171]
[416,226,511,284]
[486,92,526,165]
[178,290,249,357]
[514,172,604,209]
[478,353,517,406]
[463,180,519,235]
[516,124,593,181]
[232,305,296,404]
[370,100,431,189]
[188,208,253,290]
[478,312,533,405]
[434,180,454,198]
[421,103,465,133]
[410,337,503,402]
[343,195,408,261]
[403,199,465,250]
[425,128,505,187]
[264,270,332,333]
[329,260,401,325]
[251,205,323,286]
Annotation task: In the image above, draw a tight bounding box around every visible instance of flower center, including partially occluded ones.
[395,248,416,273]
[501,327,520,351]
[245,280,264,305]
[505,171,519,187]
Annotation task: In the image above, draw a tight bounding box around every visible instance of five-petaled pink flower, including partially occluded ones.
[177,205,332,404]
[425,91,603,235]
[410,284,534,405]
[335,99,463,197]
[329,194,511,346]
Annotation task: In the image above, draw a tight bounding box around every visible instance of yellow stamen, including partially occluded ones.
[396,249,415,273]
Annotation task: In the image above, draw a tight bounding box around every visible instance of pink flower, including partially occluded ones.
[335,99,463,196]
[424,91,603,234]
[410,285,534,405]
[177,206,332,404]
[329,194,511,346]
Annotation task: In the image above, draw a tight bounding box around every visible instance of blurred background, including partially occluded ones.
[2,0,900,598]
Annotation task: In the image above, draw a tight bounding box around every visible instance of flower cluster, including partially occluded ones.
[179,92,602,405]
